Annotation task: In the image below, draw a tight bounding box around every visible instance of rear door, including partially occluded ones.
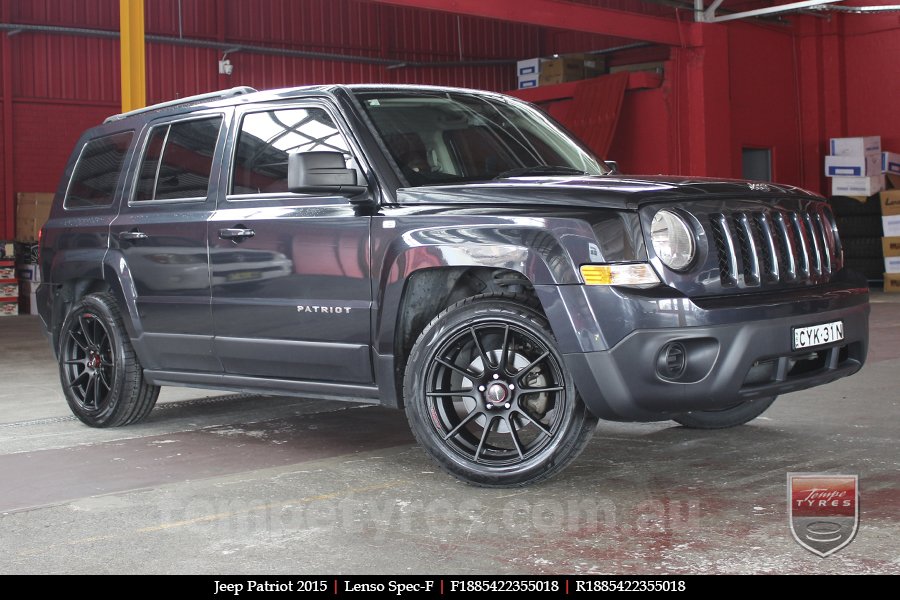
[109,111,226,372]
[208,102,373,383]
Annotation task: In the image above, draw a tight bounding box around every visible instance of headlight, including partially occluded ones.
[650,210,695,271]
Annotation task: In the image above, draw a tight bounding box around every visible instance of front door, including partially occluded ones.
[208,103,373,383]
[110,111,226,372]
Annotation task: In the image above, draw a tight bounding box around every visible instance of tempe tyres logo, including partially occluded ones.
[788,473,859,557]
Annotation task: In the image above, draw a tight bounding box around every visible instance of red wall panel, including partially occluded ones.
[727,22,803,187]
[10,0,118,29]
[841,13,900,154]
[10,101,113,194]
[608,84,675,176]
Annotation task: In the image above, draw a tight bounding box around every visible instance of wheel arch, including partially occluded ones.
[374,262,582,409]
[47,251,144,359]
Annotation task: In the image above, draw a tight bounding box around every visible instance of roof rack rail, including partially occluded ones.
[104,86,258,123]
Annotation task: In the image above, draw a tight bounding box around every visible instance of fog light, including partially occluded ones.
[657,342,686,379]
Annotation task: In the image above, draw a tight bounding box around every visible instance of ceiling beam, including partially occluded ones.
[704,0,842,23]
[365,0,687,47]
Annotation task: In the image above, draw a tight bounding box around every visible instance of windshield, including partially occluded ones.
[353,90,607,187]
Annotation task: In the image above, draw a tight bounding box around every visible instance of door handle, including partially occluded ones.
[118,230,148,241]
[218,227,256,240]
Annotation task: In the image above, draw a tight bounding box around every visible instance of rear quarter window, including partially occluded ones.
[133,116,223,202]
[64,130,134,209]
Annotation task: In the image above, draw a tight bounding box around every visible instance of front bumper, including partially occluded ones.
[541,273,870,421]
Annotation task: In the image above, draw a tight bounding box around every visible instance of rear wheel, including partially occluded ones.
[404,295,597,487]
[58,293,160,427]
[672,396,776,429]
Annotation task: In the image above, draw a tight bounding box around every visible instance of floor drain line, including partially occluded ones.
[0,415,77,428]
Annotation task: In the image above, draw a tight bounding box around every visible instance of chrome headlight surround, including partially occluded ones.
[650,209,697,272]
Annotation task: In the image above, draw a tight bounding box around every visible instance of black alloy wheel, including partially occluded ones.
[58,293,159,427]
[405,295,596,487]
[61,309,115,412]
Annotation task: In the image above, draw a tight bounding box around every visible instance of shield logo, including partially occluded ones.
[788,473,859,557]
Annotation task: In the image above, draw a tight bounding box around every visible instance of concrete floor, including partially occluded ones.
[1,297,898,574]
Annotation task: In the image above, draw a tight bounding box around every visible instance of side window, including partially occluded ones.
[133,116,222,202]
[231,107,353,195]
[65,131,134,208]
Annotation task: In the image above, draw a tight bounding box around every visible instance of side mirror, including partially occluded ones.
[287,151,368,197]
[605,160,619,174]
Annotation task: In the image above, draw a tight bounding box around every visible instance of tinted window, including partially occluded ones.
[231,107,351,195]
[65,131,134,208]
[134,116,222,201]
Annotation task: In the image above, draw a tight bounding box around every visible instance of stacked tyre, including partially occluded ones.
[830,195,884,282]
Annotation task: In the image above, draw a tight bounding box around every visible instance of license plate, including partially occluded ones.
[792,320,844,350]
[226,270,262,282]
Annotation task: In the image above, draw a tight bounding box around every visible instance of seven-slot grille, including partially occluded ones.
[708,204,841,287]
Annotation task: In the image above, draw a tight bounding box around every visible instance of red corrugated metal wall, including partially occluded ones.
[4,1,897,240]
[0,0,630,238]
[9,0,631,102]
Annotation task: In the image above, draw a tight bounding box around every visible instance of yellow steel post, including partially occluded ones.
[119,0,146,113]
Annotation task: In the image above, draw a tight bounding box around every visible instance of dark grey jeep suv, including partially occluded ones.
[37,84,869,486]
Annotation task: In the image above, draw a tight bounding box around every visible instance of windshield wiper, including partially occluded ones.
[493,165,588,179]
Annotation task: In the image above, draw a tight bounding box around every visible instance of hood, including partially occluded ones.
[395,175,820,210]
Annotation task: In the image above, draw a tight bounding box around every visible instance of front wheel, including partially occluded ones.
[404,295,597,487]
[58,293,160,427]
[672,396,776,429]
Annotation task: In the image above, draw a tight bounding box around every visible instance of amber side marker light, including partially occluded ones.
[580,264,660,287]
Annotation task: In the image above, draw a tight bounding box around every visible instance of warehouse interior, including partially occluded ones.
[1,0,898,575]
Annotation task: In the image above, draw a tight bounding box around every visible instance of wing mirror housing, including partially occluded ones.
[287,151,368,198]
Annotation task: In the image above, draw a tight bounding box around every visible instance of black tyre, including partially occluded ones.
[834,215,881,238]
[58,293,160,427]
[828,195,881,217]
[404,294,597,487]
[843,257,885,281]
[841,236,883,259]
[672,396,776,429]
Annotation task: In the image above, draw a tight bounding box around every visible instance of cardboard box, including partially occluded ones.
[832,175,882,197]
[885,256,900,273]
[17,264,41,283]
[0,282,18,298]
[830,136,881,157]
[516,58,542,78]
[883,151,900,175]
[583,56,606,78]
[516,58,545,88]
[883,236,900,257]
[539,56,585,86]
[881,189,900,216]
[0,260,14,280]
[887,173,900,190]
[825,153,881,177]
[884,214,900,237]
[0,301,18,316]
[517,76,538,89]
[15,193,53,243]
[884,273,900,293]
